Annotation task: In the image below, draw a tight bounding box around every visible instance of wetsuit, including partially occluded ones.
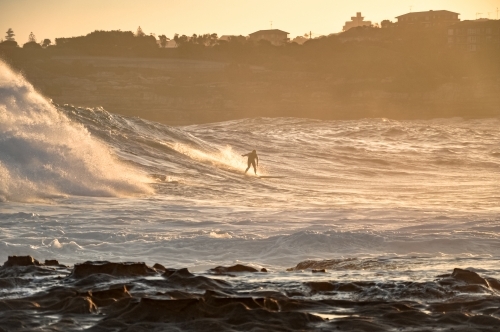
[242,151,258,174]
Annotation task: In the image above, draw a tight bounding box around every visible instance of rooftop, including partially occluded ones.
[396,10,459,18]
[249,29,289,35]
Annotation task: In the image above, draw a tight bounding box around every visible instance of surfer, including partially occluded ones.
[242,150,259,175]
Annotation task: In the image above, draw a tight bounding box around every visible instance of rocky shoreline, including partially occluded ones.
[1,255,500,331]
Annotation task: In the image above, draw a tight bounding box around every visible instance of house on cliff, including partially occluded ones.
[396,10,460,28]
[343,13,372,31]
[248,29,289,46]
[447,20,500,51]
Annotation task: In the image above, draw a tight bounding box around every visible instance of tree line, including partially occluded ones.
[1,25,498,81]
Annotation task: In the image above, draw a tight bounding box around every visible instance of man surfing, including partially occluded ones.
[242,150,258,175]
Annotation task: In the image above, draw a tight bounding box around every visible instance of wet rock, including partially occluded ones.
[70,261,157,278]
[381,310,432,326]
[162,267,193,278]
[249,291,290,303]
[455,284,490,293]
[202,290,280,311]
[0,277,31,289]
[312,269,326,273]
[260,268,267,272]
[337,283,362,292]
[0,264,67,278]
[468,314,500,326]
[90,285,131,306]
[91,285,130,300]
[287,258,376,271]
[3,256,40,267]
[153,263,166,271]
[44,259,60,266]
[2,258,500,331]
[160,267,178,277]
[165,290,201,299]
[306,281,335,292]
[209,264,259,274]
[451,268,488,287]
[162,268,230,290]
[73,273,117,287]
[98,296,322,330]
[54,296,97,314]
[436,312,470,324]
[330,319,389,332]
[486,277,500,291]
[110,297,202,323]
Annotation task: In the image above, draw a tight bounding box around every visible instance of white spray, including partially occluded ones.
[0,60,153,202]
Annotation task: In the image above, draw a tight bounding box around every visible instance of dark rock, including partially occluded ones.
[451,268,488,287]
[306,281,335,292]
[46,296,97,314]
[312,269,326,273]
[260,268,268,272]
[99,296,322,330]
[44,259,59,266]
[209,264,258,274]
[0,277,31,289]
[455,284,489,293]
[165,290,201,299]
[162,268,230,290]
[3,256,40,267]
[91,285,130,300]
[160,268,178,277]
[73,273,117,287]
[468,314,500,326]
[330,319,388,332]
[486,277,500,291]
[70,261,157,278]
[337,283,362,292]
[436,312,470,324]
[164,267,193,278]
[287,258,357,271]
[90,285,131,306]
[153,263,166,271]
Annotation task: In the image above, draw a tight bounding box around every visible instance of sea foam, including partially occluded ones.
[0,60,152,202]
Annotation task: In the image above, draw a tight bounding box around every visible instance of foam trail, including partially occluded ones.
[0,60,152,202]
[167,142,264,175]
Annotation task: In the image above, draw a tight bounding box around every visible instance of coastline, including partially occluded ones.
[1,53,498,125]
[1,255,500,331]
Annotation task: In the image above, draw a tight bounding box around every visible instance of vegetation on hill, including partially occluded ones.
[0,26,498,124]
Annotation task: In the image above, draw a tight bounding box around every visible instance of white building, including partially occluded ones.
[343,12,372,31]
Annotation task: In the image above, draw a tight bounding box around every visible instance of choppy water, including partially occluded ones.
[1,60,500,281]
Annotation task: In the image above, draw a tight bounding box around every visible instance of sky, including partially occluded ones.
[1,0,499,44]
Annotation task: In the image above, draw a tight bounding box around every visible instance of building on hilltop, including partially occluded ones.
[447,20,500,51]
[396,10,460,28]
[248,29,289,46]
[343,12,372,31]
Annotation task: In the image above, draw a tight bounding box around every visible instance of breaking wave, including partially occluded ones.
[0,60,152,202]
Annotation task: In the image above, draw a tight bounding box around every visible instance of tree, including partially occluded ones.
[28,32,36,43]
[5,28,15,41]
[23,41,42,49]
[0,40,18,48]
[42,39,51,48]
[173,33,189,45]
[136,26,145,37]
[158,34,168,48]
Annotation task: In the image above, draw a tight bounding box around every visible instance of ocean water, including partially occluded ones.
[1,60,500,285]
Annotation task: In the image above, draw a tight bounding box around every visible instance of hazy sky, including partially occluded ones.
[1,0,499,44]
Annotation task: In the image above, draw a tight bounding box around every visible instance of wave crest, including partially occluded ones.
[0,60,152,202]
